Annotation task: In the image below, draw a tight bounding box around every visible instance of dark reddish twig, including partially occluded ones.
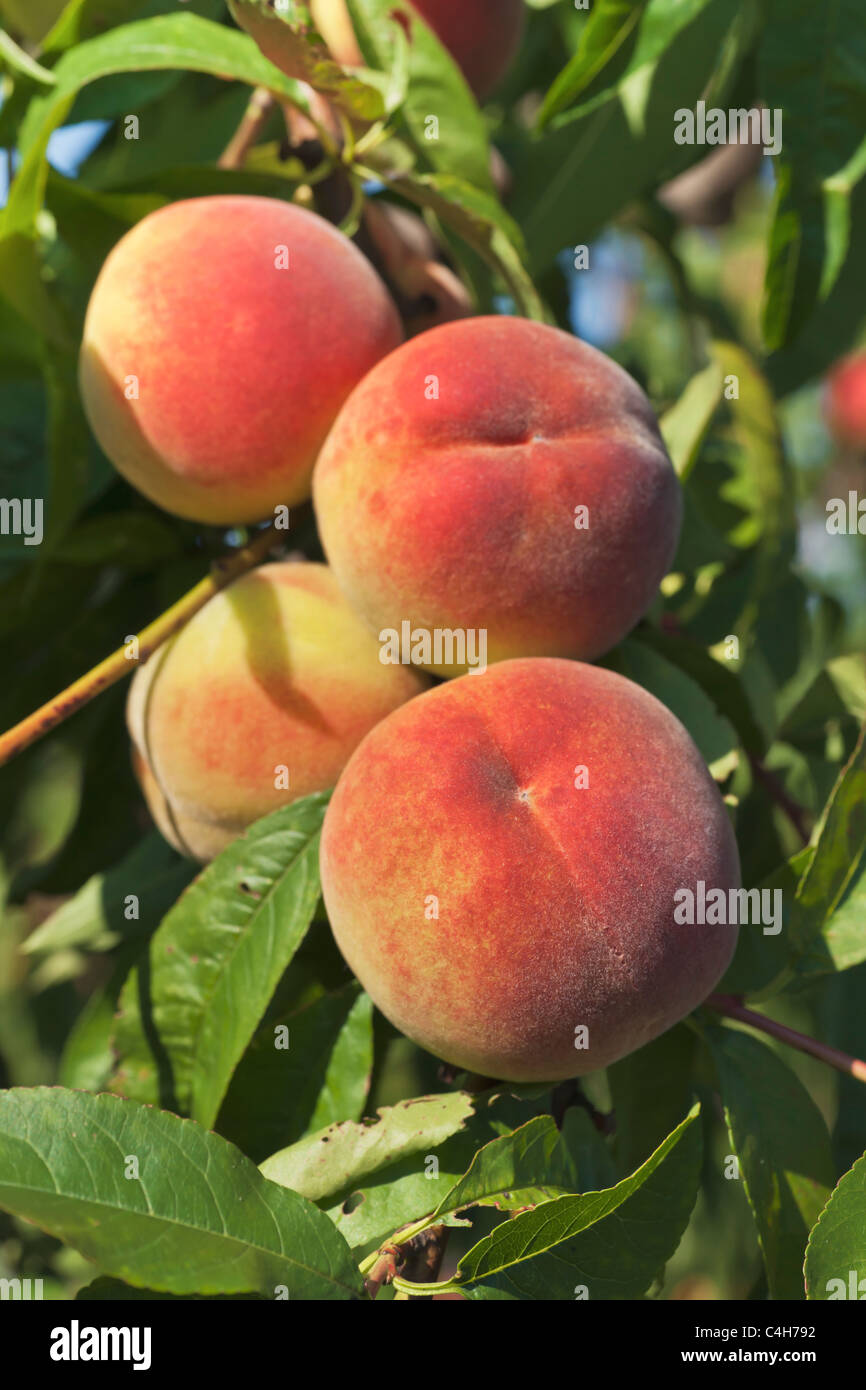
[707,994,866,1084]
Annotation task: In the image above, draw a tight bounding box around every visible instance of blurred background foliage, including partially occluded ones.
[0,0,863,1300]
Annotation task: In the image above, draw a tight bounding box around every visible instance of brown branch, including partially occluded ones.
[364,1243,404,1300]
[707,994,866,1084]
[0,524,285,769]
[218,86,276,170]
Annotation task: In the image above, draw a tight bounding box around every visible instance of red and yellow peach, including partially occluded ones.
[320,658,741,1082]
[313,316,682,676]
[127,562,427,861]
[80,196,402,525]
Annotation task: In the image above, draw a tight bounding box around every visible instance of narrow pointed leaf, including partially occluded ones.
[396,1105,701,1293]
[111,794,329,1130]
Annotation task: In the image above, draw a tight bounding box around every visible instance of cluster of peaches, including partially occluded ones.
[77,2,741,1085]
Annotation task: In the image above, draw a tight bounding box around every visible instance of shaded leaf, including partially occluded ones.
[428,1115,581,1222]
[608,1024,697,1174]
[703,1025,835,1299]
[217,982,372,1162]
[609,638,736,765]
[111,795,328,1130]
[759,0,866,349]
[397,1106,702,1294]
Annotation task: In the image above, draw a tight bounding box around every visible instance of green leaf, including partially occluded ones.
[560,1107,618,1192]
[319,1092,550,1253]
[111,794,329,1129]
[660,356,725,480]
[346,0,493,192]
[633,627,769,758]
[719,846,813,998]
[515,0,740,270]
[805,1151,866,1300]
[58,968,127,1093]
[5,13,306,246]
[608,1024,697,1174]
[217,982,373,1162]
[766,176,866,397]
[76,1276,261,1301]
[784,725,866,984]
[24,832,195,957]
[539,0,718,130]
[0,1088,362,1299]
[703,1026,835,1300]
[792,723,866,939]
[229,0,385,122]
[397,1105,702,1294]
[1,738,86,882]
[49,513,183,569]
[705,341,797,630]
[729,727,866,996]
[428,1116,582,1224]
[758,0,866,350]
[308,988,374,1133]
[261,1090,477,1204]
[0,27,57,86]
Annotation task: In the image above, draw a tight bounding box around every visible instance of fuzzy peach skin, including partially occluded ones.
[79,196,402,525]
[320,658,740,1082]
[313,317,682,676]
[127,563,427,862]
[311,0,525,99]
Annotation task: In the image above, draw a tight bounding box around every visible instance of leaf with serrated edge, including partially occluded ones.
[395,1104,701,1294]
[427,1116,580,1223]
[0,1089,362,1299]
[805,1152,866,1300]
[111,794,329,1130]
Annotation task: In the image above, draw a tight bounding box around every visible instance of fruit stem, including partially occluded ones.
[0,523,284,769]
[706,993,866,1084]
[218,86,276,169]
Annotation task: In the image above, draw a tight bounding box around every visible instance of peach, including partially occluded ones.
[826,351,866,448]
[80,196,402,525]
[311,0,525,98]
[320,658,740,1082]
[313,317,682,676]
[127,563,427,862]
